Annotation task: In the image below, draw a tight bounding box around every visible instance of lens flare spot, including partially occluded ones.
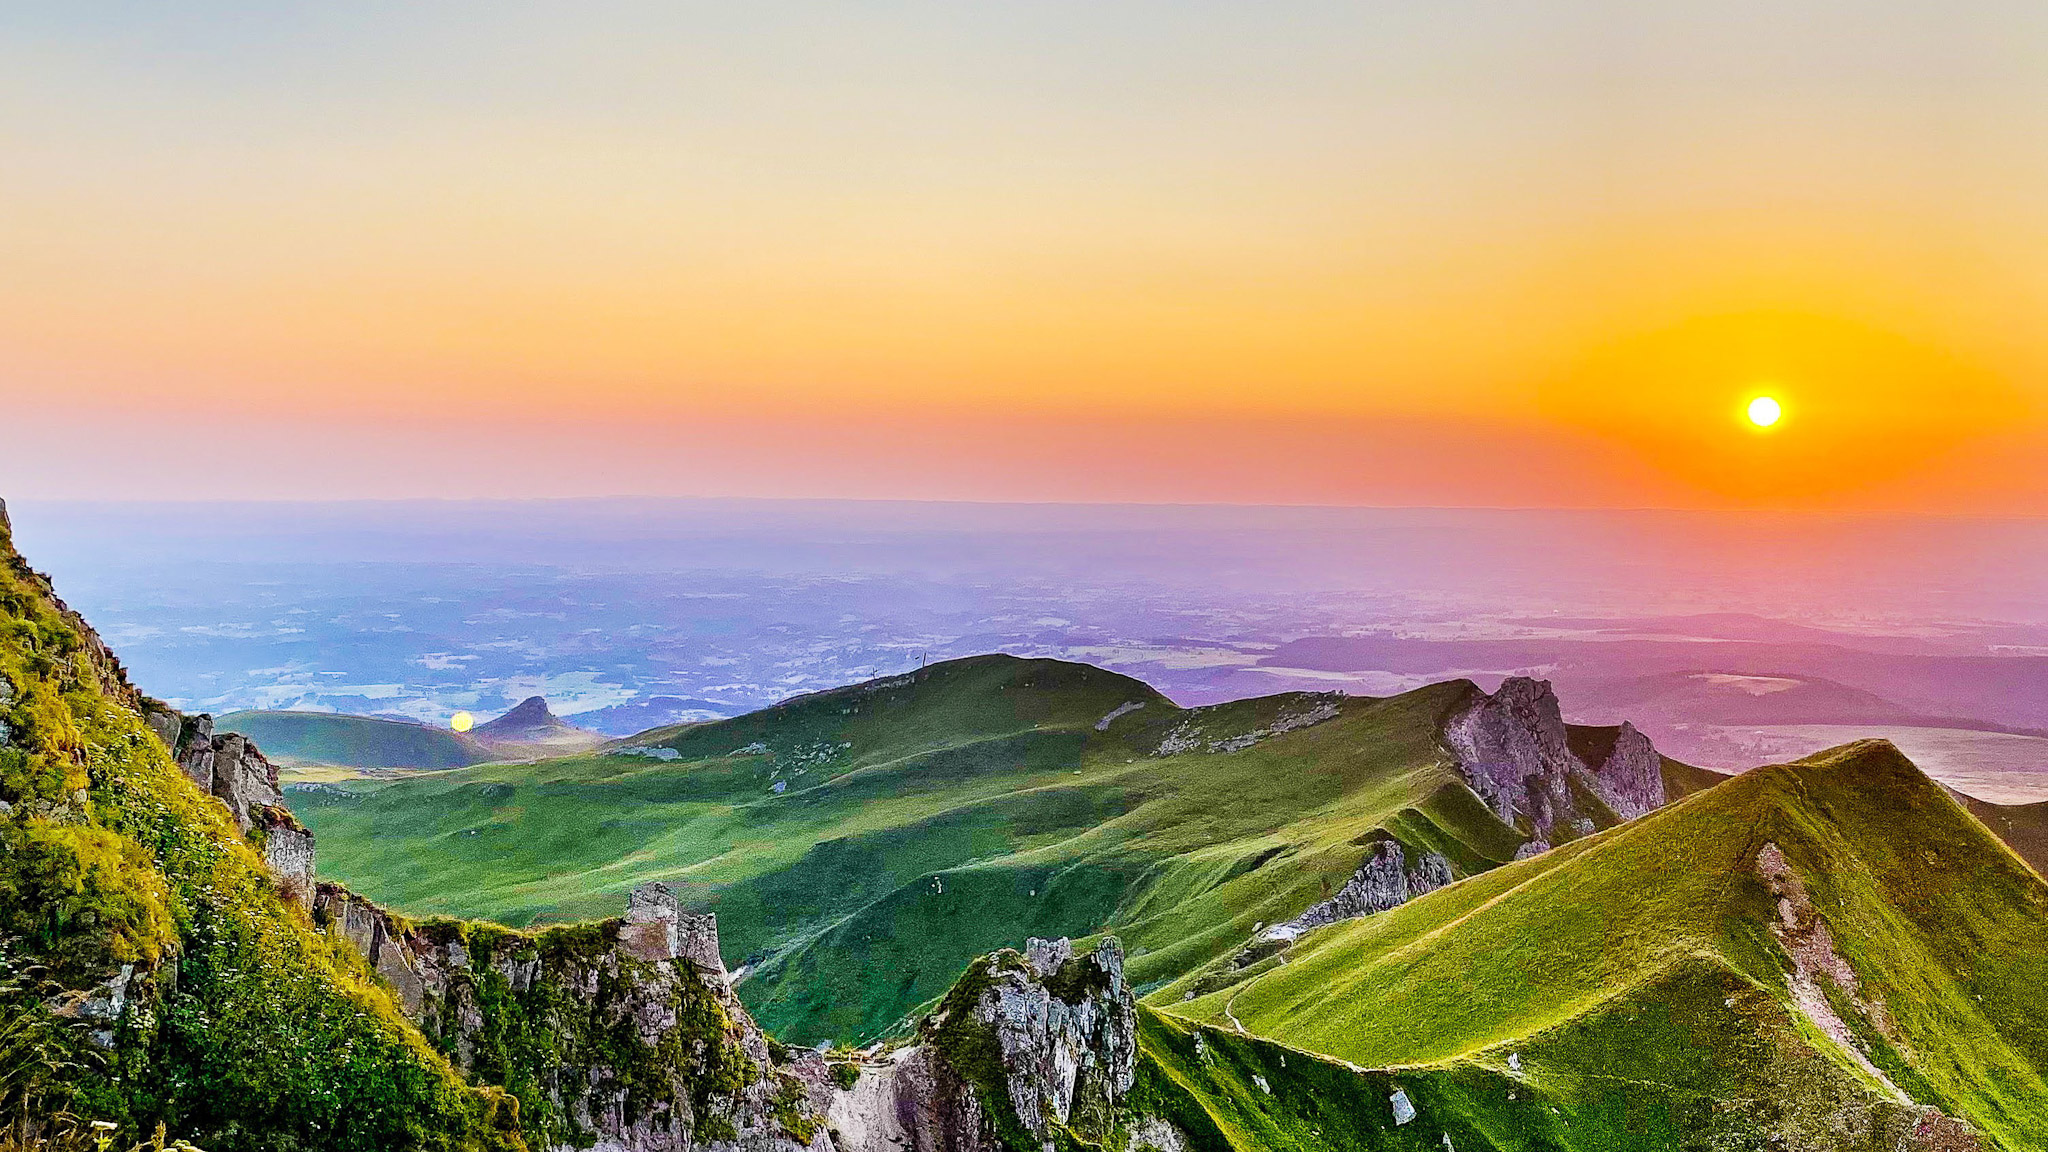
[1747,395,1782,428]
[450,711,475,732]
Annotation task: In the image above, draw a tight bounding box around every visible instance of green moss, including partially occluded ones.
[828,1060,861,1090]
[1044,950,1111,1006]
[770,1074,819,1143]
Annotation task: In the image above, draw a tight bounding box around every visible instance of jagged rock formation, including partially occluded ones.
[621,880,728,979]
[1442,676,1668,848]
[1217,679,1672,965]
[1577,720,1665,820]
[314,879,838,1152]
[312,872,1145,1152]
[147,708,316,904]
[833,937,1139,1152]
[1254,837,1453,947]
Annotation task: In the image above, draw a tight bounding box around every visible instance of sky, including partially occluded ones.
[3,1,2046,510]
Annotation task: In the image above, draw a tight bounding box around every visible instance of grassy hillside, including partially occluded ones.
[0,513,521,1149]
[218,709,490,770]
[302,660,1573,1044]
[298,658,1734,1047]
[1171,740,2048,1150]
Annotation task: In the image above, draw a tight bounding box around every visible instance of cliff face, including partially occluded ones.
[313,880,837,1152]
[313,873,1146,1152]
[149,710,316,904]
[1214,677,1674,967]
[1,499,525,1150]
[1443,676,1669,851]
[831,937,1140,1152]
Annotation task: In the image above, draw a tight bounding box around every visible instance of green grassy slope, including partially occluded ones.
[1172,740,2048,1150]
[218,708,490,769]
[0,516,521,1149]
[300,663,1542,1044]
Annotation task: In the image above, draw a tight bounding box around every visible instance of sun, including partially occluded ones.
[1747,395,1783,428]
[450,711,475,732]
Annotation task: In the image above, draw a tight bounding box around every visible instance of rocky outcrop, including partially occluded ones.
[151,710,316,904]
[834,937,1139,1152]
[1441,676,1668,844]
[621,880,727,981]
[314,882,1144,1152]
[315,879,837,1152]
[1253,838,1453,948]
[1579,720,1664,821]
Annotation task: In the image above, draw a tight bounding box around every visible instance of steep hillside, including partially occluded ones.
[217,709,491,770]
[1174,740,2048,1149]
[299,660,1693,1046]
[0,504,523,1150]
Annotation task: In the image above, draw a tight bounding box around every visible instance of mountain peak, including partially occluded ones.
[486,695,556,728]
[470,695,603,753]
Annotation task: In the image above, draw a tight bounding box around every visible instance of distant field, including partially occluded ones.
[1710,723,2048,803]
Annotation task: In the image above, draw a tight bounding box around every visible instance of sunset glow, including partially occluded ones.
[1,4,2044,512]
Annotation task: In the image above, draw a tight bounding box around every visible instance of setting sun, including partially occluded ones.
[450,711,475,733]
[1747,396,1783,428]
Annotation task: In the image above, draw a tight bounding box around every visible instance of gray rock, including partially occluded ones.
[258,813,316,909]
[316,879,826,1152]
[1390,1088,1416,1125]
[1580,720,1666,821]
[977,938,1136,1147]
[620,880,727,981]
[835,937,1139,1152]
[1442,677,1667,843]
[1024,936,1073,977]
[59,963,137,1048]
[1442,677,1581,832]
[1253,839,1456,949]
[142,706,182,752]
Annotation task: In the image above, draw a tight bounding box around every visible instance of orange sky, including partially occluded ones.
[3,3,2045,510]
